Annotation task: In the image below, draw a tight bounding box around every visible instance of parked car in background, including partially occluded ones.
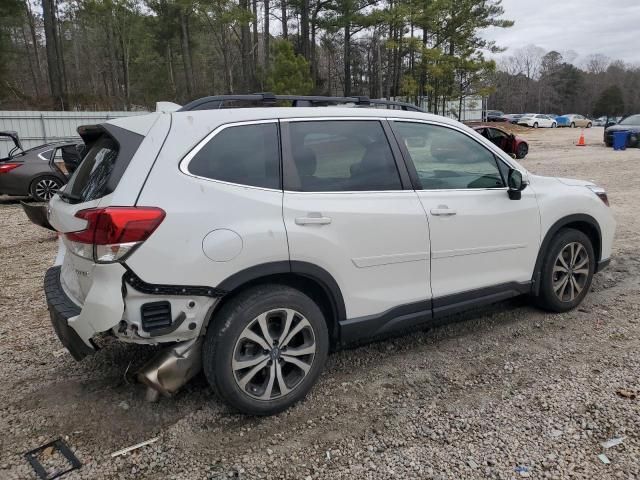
[486,110,508,122]
[504,114,525,124]
[604,114,640,147]
[558,114,592,128]
[593,117,608,127]
[0,131,84,201]
[518,114,557,128]
[474,125,529,159]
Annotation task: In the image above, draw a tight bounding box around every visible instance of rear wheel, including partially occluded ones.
[30,176,63,202]
[552,122,557,128]
[571,122,576,128]
[203,284,329,415]
[533,122,539,128]
[587,122,592,128]
[535,229,595,312]
[515,143,528,159]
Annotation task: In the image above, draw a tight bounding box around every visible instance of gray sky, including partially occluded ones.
[481,0,640,66]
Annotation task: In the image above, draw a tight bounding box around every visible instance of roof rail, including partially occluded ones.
[177,93,423,112]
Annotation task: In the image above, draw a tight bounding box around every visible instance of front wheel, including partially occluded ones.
[30,176,64,202]
[203,284,329,415]
[552,122,557,128]
[571,122,576,128]
[535,229,595,312]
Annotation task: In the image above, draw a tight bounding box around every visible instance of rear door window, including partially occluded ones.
[285,120,402,192]
[186,122,281,189]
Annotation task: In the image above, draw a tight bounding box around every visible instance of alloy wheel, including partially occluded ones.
[553,242,590,302]
[35,178,60,201]
[232,308,316,400]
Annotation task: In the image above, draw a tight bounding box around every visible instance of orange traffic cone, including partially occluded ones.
[576,130,586,146]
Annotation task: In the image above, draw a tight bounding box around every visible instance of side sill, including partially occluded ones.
[338,281,532,346]
[339,300,432,345]
[432,281,532,318]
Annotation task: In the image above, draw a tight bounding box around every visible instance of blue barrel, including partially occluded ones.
[613,130,629,150]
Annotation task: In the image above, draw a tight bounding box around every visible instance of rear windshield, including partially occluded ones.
[64,135,119,202]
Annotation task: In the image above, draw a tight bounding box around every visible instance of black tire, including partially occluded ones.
[587,122,592,128]
[30,175,64,202]
[571,122,576,128]
[535,229,595,313]
[552,122,557,128]
[515,143,528,159]
[533,122,539,128]
[203,284,329,415]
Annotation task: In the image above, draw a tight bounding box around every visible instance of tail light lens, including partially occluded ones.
[0,163,21,174]
[64,207,166,263]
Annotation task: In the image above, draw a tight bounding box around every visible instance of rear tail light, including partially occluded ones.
[0,163,21,174]
[64,207,165,263]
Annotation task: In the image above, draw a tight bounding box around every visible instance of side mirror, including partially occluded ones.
[507,169,527,200]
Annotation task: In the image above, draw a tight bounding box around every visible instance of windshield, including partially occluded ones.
[620,115,640,125]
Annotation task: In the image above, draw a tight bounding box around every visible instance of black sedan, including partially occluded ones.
[0,131,84,201]
[604,114,640,148]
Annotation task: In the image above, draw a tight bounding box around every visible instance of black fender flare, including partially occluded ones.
[216,260,347,323]
[532,214,602,295]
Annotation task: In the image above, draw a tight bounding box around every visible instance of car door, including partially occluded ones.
[281,118,432,328]
[390,120,540,306]
[487,128,512,154]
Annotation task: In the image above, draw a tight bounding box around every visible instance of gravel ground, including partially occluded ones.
[1,126,639,480]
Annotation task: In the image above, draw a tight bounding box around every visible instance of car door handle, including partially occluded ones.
[430,208,457,216]
[295,215,332,225]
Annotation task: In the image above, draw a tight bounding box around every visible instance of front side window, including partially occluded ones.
[287,120,401,192]
[188,122,280,189]
[393,122,506,190]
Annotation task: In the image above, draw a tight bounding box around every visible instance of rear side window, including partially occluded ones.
[187,123,281,189]
[286,120,401,192]
[65,135,119,201]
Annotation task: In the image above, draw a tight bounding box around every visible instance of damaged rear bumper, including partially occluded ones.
[44,266,96,360]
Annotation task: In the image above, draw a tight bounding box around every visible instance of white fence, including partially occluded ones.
[0,110,147,157]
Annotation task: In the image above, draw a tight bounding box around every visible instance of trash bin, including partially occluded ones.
[613,130,629,150]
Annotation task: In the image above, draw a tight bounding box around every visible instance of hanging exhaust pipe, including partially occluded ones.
[137,338,202,402]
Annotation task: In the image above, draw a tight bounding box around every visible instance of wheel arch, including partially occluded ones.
[209,261,346,348]
[532,214,602,295]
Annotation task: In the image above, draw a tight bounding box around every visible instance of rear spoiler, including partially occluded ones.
[21,202,55,231]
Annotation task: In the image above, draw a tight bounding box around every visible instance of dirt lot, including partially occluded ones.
[1,127,639,480]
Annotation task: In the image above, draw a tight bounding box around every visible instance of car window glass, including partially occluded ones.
[66,136,120,201]
[393,122,505,190]
[38,149,53,161]
[188,123,280,189]
[287,120,401,192]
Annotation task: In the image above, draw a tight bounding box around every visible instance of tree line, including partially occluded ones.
[0,0,511,113]
[490,45,640,117]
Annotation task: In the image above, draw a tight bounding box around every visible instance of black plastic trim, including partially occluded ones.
[44,266,96,361]
[178,94,423,112]
[532,214,602,295]
[123,266,226,297]
[340,300,432,345]
[596,258,611,273]
[432,281,532,317]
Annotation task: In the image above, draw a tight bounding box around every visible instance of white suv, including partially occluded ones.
[44,96,615,415]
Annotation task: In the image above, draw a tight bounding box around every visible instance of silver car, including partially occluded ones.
[0,131,83,201]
